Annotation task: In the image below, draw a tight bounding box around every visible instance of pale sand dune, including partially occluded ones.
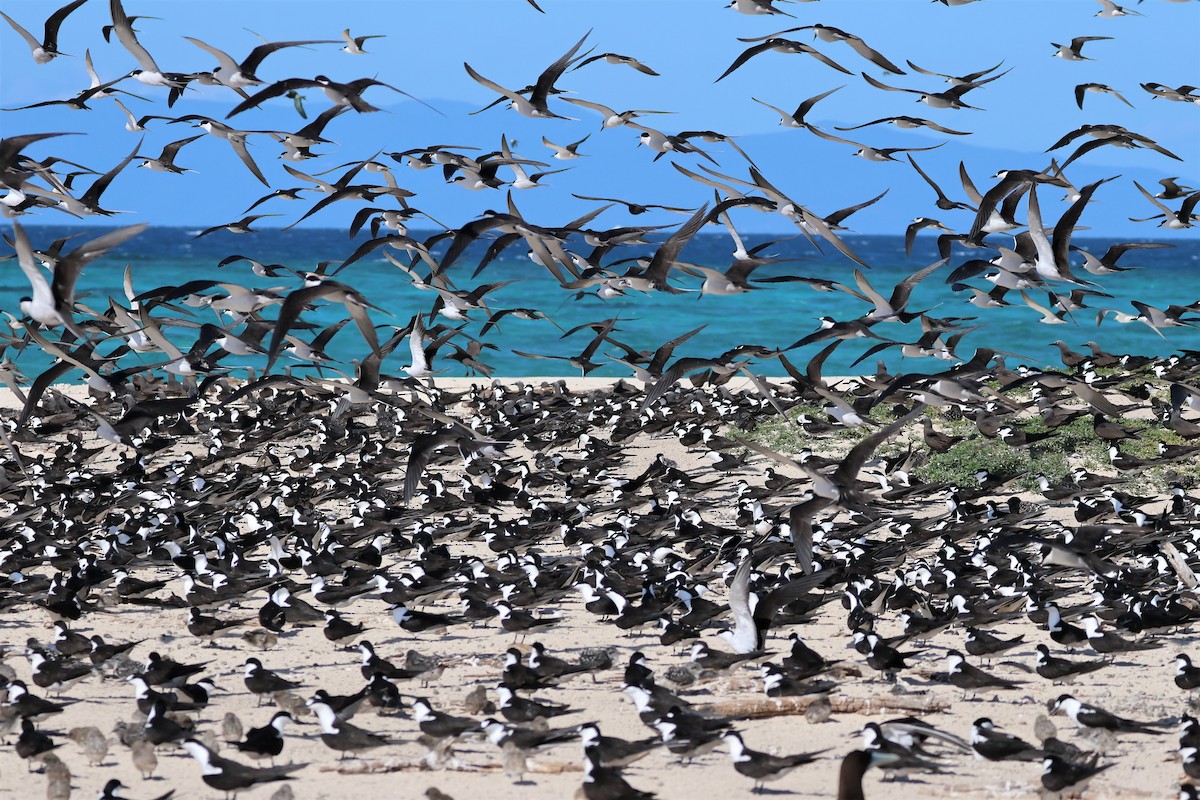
[0,379,1189,800]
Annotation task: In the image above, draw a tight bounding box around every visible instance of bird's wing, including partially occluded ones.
[716,41,774,83]
[726,559,759,654]
[532,29,592,103]
[805,46,853,76]
[241,40,339,75]
[337,290,381,358]
[404,431,461,503]
[845,36,905,74]
[54,223,149,310]
[464,62,524,103]
[788,503,821,575]
[225,136,269,187]
[408,315,428,372]
[644,203,710,285]
[226,78,317,118]
[0,10,41,52]
[798,208,868,268]
[752,96,795,122]
[757,572,826,636]
[43,0,89,50]
[110,0,161,71]
[10,221,54,309]
[559,96,618,118]
[183,36,240,74]
[829,403,925,502]
[861,72,914,93]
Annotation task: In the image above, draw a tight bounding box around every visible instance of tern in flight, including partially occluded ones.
[465,30,591,119]
[11,220,148,339]
[0,0,88,64]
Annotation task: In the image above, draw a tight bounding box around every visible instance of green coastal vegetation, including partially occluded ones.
[734,372,1200,493]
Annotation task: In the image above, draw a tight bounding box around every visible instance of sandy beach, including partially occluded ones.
[0,373,1195,800]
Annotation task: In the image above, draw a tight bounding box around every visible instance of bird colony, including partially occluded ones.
[1,0,1199,799]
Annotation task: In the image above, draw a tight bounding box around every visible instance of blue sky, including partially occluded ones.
[1,0,1197,237]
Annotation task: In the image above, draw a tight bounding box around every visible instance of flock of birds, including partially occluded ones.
[1,0,1199,798]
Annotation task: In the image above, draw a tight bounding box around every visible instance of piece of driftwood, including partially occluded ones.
[697,692,948,719]
[1162,542,1198,590]
[321,759,581,775]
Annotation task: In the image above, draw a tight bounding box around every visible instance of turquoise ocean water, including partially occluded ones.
[4,225,1198,382]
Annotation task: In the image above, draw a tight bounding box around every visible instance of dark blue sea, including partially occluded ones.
[4,225,1199,382]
